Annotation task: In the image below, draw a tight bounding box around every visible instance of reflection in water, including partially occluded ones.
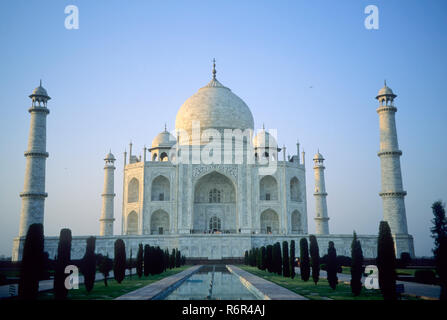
[164,265,260,300]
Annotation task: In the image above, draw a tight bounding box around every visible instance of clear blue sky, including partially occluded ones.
[0,0,446,257]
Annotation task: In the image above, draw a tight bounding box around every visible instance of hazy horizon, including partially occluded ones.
[1,0,446,258]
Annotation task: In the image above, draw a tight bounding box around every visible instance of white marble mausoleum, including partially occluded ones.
[12,63,415,261]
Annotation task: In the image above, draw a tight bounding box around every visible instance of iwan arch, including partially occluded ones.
[12,63,414,261]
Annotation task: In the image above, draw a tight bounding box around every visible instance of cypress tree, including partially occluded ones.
[157,247,164,274]
[18,223,45,300]
[350,232,364,296]
[155,247,161,274]
[299,238,310,281]
[244,250,249,265]
[170,248,176,269]
[98,254,113,286]
[282,241,290,277]
[377,221,397,300]
[255,247,261,269]
[260,247,266,270]
[266,245,273,273]
[175,248,181,268]
[164,248,169,271]
[431,201,447,300]
[144,245,150,276]
[82,236,96,293]
[113,239,126,284]
[54,228,72,300]
[309,235,320,285]
[148,246,156,275]
[290,240,296,279]
[272,242,282,275]
[136,244,143,278]
[327,241,338,289]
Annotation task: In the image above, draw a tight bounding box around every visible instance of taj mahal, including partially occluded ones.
[12,61,415,261]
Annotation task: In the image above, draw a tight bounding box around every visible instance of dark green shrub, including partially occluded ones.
[327,241,338,290]
[82,236,96,293]
[144,245,151,276]
[309,235,320,285]
[377,221,397,300]
[170,249,175,269]
[260,247,267,270]
[272,242,282,275]
[98,254,113,286]
[414,270,437,285]
[350,231,364,296]
[398,252,412,268]
[299,238,310,281]
[113,239,126,284]
[54,228,72,300]
[136,244,143,278]
[430,201,447,300]
[18,223,45,299]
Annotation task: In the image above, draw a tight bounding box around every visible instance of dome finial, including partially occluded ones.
[384,79,387,87]
[40,79,42,87]
[212,58,216,80]
[262,123,265,130]
[164,123,167,132]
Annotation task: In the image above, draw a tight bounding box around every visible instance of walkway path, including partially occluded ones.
[228,265,307,300]
[115,265,202,300]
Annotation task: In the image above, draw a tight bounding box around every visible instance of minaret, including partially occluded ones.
[313,151,329,235]
[18,81,50,237]
[376,82,408,235]
[99,151,116,236]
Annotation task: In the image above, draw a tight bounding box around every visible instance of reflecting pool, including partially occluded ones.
[163,265,262,300]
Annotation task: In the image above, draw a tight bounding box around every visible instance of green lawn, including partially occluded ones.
[37,266,189,300]
[239,266,419,300]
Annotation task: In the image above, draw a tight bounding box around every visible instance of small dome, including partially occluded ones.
[313,152,324,161]
[30,81,50,99]
[377,86,394,96]
[151,130,176,149]
[376,81,397,99]
[105,152,115,161]
[253,129,277,149]
[32,86,48,96]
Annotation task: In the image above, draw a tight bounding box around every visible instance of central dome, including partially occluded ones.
[175,64,254,142]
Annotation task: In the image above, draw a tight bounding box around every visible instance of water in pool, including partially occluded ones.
[163,265,261,300]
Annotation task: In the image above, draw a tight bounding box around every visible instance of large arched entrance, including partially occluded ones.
[193,171,236,233]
